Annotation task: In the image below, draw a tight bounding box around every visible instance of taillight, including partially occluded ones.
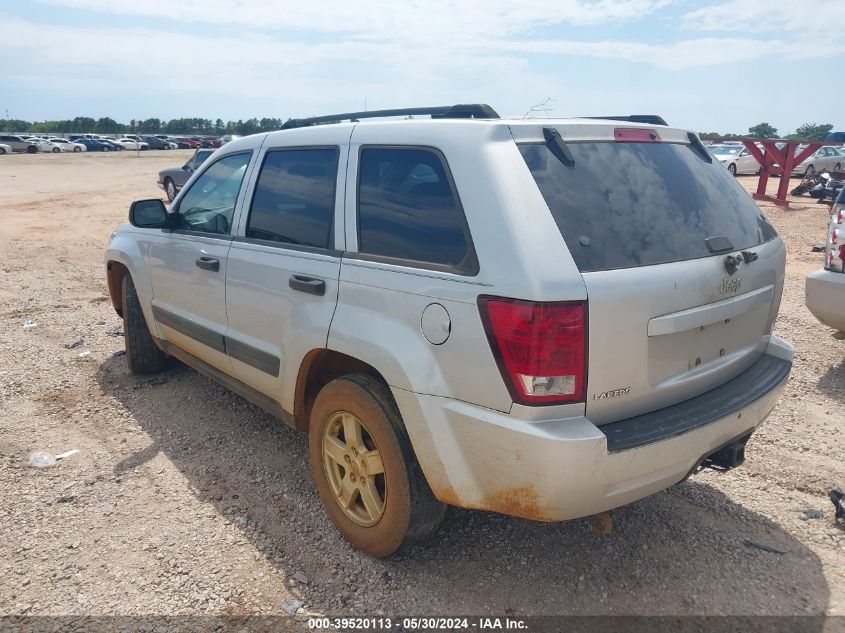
[478,297,587,405]
[833,228,839,245]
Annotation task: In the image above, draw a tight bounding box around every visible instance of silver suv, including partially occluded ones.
[106,104,793,557]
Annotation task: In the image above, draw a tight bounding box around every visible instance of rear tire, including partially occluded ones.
[122,274,167,375]
[73,146,81,153]
[805,165,816,177]
[52,147,60,153]
[26,145,37,154]
[164,178,177,202]
[309,374,446,557]
[835,163,841,171]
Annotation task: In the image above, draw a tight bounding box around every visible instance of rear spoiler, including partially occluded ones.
[583,115,668,126]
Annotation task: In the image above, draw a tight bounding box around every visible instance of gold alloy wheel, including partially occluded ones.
[322,411,387,527]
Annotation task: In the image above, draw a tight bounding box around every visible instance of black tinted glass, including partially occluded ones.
[357,148,473,271]
[519,141,778,272]
[246,148,338,248]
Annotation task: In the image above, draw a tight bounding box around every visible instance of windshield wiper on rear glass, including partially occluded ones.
[543,127,575,168]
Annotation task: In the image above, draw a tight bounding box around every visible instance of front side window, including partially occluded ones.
[246,148,339,248]
[357,147,475,273]
[175,152,251,235]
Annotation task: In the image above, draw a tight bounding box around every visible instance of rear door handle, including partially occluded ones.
[196,257,220,272]
[289,275,326,296]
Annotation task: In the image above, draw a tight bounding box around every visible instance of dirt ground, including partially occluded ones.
[1,150,843,619]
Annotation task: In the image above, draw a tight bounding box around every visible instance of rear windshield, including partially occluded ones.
[519,141,778,272]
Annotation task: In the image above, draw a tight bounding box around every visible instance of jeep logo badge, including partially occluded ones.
[720,277,742,295]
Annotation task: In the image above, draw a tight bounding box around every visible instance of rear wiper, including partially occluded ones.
[543,127,575,168]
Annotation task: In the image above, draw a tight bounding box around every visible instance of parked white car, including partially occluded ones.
[792,145,843,176]
[806,190,845,335]
[25,137,61,153]
[106,105,793,556]
[0,143,11,155]
[47,137,87,152]
[710,144,760,176]
[116,138,149,151]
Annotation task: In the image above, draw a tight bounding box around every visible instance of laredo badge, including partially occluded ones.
[593,387,631,400]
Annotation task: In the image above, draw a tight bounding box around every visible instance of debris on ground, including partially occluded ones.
[281,598,304,614]
[742,539,787,555]
[811,244,826,252]
[28,452,57,468]
[27,449,80,469]
[592,511,613,536]
[78,350,90,358]
[23,320,38,330]
[112,350,126,357]
[64,339,85,349]
[795,509,824,520]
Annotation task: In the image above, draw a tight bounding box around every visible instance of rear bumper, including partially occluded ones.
[806,268,845,332]
[394,336,793,522]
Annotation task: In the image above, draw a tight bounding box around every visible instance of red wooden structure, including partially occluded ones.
[741,140,823,208]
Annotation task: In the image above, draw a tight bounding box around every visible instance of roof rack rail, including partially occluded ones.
[583,115,668,126]
[281,104,499,129]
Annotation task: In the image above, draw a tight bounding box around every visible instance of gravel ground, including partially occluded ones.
[0,151,843,618]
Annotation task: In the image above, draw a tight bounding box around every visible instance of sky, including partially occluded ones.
[2,0,844,134]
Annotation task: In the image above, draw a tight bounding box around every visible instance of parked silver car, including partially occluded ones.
[0,135,39,154]
[792,145,843,176]
[710,144,759,176]
[0,143,11,155]
[106,105,793,556]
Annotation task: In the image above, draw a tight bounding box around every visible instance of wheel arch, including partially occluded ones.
[106,260,130,317]
[294,349,389,433]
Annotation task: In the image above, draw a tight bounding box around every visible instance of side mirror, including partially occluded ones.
[129,199,170,228]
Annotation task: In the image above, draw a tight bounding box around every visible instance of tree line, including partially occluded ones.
[0,116,289,136]
[0,117,836,140]
[698,122,835,141]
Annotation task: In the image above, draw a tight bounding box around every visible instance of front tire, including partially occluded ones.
[728,163,737,176]
[122,274,167,375]
[26,145,37,154]
[805,165,816,177]
[73,146,81,153]
[309,374,445,557]
[52,147,60,153]
[835,163,841,171]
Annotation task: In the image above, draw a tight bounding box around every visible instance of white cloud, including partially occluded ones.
[682,0,845,34]
[496,36,845,70]
[34,0,675,43]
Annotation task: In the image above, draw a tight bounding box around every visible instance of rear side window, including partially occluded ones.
[357,147,477,274]
[246,148,339,249]
[519,141,778,272]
